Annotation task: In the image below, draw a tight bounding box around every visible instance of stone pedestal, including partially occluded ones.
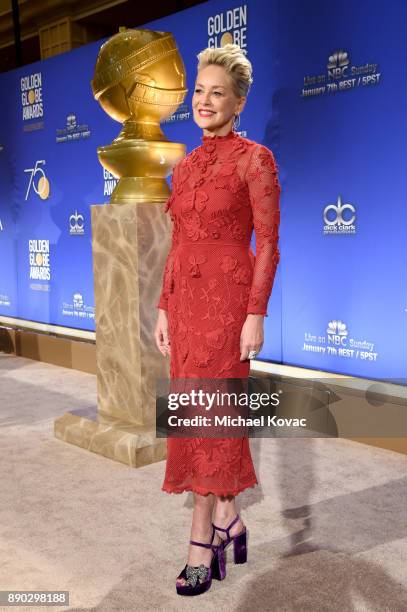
[54,202,171,467]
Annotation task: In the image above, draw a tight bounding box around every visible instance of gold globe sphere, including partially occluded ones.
[91,28,187,141]
[91,28,188,203]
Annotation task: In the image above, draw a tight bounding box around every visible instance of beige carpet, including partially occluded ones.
[1,352,407,611]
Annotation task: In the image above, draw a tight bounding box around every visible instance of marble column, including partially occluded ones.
[54,202,171,467]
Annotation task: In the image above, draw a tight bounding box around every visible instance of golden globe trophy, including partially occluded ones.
[91,28,187,204]
[54,29,187,467]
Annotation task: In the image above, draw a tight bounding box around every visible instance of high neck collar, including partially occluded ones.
[201,130,238,143]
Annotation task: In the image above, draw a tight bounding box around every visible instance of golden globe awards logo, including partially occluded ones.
[21,72,44,123]
[207,4,248,49]
[29,239,50,281]
[103,168,118,197]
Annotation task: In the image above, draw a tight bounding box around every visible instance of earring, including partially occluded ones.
[233,114,240,130]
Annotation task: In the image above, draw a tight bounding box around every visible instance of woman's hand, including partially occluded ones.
[240,314,264,361]
[155,309,171,357]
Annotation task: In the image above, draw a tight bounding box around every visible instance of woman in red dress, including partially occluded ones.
[154,43,281,596]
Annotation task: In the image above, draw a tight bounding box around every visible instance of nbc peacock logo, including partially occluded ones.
[56,113,91,143]
[327,50,350,80]
[62,293,94,319]
[73,293,84,309]
[302,49,380,97]
[327,320,348,347]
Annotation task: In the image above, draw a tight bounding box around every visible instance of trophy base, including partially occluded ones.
[54,405,166,468]
[98,138,186,204]
[110,177,170,204]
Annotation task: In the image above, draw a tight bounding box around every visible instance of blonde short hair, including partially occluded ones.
[196,44,253,98]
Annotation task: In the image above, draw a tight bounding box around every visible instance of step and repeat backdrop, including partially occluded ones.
[0,0,406,381]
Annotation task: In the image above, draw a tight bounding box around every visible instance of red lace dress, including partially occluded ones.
[156,130,281,496]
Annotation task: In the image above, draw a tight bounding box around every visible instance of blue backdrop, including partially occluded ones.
[0,0,405,380]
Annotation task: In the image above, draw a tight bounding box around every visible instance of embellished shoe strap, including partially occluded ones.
[184,526,216,588]
[185,564,209,588]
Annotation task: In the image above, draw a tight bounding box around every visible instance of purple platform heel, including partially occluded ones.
[212,513,247,564]
[176,525,226,596]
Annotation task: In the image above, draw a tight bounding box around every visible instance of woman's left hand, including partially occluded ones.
[240,314,265,360]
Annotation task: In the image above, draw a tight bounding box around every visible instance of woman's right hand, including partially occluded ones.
[155,309,171,357]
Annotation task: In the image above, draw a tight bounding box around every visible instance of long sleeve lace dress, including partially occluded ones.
[156,130,281,496]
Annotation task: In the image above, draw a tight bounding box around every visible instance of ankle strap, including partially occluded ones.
[190,525,216,549]
[212,513,240,538]
[189,540,213,549]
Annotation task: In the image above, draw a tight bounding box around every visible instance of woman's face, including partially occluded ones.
[192,64,245,136]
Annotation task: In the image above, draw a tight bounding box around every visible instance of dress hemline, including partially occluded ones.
[161,479,258,497]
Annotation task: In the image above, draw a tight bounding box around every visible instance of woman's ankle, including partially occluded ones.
[213,507,239,523]
[213,510,245,537]
[190,524,214,541]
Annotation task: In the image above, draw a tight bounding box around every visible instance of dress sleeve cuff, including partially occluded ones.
[246,309,268,317]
